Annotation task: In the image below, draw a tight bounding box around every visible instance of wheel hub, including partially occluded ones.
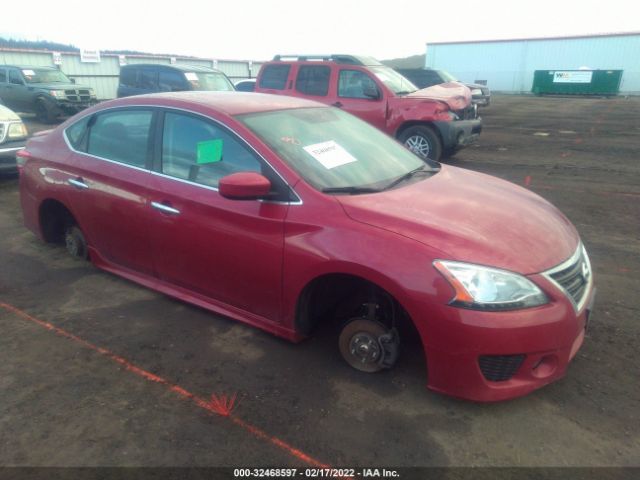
[349,332,381,365]
[405,135,430,158]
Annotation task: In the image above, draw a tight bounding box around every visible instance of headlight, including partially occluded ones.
[7,122,28,139]
[49,90,66,98]
[433,260,548,310]
[471,88,483,96]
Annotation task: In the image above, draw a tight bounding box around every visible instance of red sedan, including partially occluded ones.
[18,92,595,402]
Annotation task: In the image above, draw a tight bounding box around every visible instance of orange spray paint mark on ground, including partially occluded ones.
[0,301,330,468]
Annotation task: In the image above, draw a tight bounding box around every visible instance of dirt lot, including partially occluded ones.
[0,96,639,472]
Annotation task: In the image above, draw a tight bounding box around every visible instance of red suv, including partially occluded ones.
[19,92,593,402]
[255,55,482,161]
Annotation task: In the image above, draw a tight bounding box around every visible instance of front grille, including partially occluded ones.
[63,89,91,103]
[455,105,478,120]
[547,246,591,309]
[479,354,525,382]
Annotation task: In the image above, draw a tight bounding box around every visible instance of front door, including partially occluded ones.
[147,110,288,322]
[335,69,387,131]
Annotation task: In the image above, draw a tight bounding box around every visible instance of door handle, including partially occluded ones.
[151,201,180,215]
[68,178,89,189]
[332,101,343,108]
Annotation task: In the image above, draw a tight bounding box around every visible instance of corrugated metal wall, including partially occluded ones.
[0,49,261,99]
[425,34,640,93]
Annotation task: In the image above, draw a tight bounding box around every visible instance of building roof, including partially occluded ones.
[426,31,640,46]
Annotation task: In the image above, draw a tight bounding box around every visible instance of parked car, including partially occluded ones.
[254,55,482,161]
[117,64,235,98]
[18,92,594,402]
[0,104,28,175]
[0,65,97,123]
[234,78,256,92]
[395,68,491,107]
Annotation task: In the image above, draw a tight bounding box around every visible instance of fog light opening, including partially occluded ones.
[531,355,558,379]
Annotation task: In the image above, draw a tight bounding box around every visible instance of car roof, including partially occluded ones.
[121,63,222,73]
[105,91,327,116]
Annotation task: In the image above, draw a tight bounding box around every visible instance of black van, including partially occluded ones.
[117,64,235,98]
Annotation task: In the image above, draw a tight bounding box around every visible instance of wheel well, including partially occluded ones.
[295,273,412,337]
[39,199,77,244]
[396,121,442,143]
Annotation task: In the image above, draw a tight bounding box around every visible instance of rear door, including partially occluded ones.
[146,110,289,321]
[64,108,157,275]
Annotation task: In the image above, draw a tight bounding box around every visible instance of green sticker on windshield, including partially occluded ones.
[197,139,223,164]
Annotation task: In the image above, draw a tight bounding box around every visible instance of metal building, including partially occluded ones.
[425,32,640,94]
[0,48,263,100]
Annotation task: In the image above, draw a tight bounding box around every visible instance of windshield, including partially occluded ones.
[238,107,435,192]
[22,68,71,84]
[438,70,458,82]
[185,72,235,91]
[369,66,418,95]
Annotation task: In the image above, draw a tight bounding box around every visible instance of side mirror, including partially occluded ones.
[363,84,380,100]
[218,172,271,200]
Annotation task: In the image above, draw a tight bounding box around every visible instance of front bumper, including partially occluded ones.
[413,274,595,402]
[53,99,97,114]
[472,95,491,107]
[0,139,25,174]
[434,118,482,152]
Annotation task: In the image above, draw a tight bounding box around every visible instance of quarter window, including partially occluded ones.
[65,115,92,151]
[119,67,136,88]
[258,65,290,90]
[87,110,153,167]
[295,66,330,97]
[161,112,261,188]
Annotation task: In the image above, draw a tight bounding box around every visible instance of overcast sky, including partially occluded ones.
[2,0,638,61]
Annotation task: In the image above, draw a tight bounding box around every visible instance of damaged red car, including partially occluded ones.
[19,92,594,402]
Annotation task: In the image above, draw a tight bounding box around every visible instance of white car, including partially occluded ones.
[0,104,28,175]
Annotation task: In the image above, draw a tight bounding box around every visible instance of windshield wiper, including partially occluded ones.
[382,165,436,191]
[321,186,381,195]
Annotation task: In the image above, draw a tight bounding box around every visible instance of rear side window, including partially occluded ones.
[159,69,186,92]
[120,67,136,87]
[0,69,6,83]
[161,112,261,188]
[87,110,153,167]
[295,66,330,96]
[259,65,290,90]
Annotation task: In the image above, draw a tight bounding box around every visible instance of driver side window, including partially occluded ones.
[338,70,378,99]
[9,70,23,85]
[161,112,262,189]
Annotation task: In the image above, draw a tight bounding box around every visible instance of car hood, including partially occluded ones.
[405,81,471,110]
[0,104,21,122]
[337,165,579,274]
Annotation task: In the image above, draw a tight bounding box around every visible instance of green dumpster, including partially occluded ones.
[532,70,622,95]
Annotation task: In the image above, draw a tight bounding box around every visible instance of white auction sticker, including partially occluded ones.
[303,140,357,169]
[22,69,36,76]
[185,72,198,81]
